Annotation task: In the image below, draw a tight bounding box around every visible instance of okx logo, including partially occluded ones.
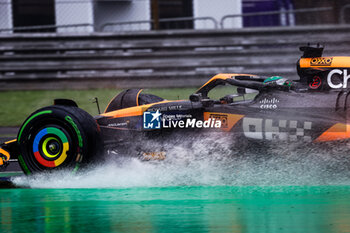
[143,110,162,129]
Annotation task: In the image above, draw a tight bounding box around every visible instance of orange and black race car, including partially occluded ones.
[2,44,350,175]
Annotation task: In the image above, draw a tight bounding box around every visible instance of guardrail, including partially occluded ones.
[0,24,94,33]
[100,17,218,32]
[100,20,152,32]
[220,7,333,28]
[1,25,350,90]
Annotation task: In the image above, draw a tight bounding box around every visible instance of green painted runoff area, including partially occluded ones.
[1,186,350,233]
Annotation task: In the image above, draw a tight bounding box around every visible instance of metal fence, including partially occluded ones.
[0,24,94,33]
[100,17,219,32]
[220,7,333,29]
[0,0,349,34]
[2,25,350,90]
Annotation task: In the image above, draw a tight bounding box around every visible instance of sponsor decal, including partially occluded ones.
[309,76,322,89]
[107,122,128,127]
[162,114,192,121]
[310,57,333,66]
[327,69,350,89]
[148,105,183,112]
[143,110,162,129]
[162,118,221,129]
[204,112,244,132]
[143,110,221,129]
[259,98,279,109]
[243,117,312,141]
[208,114,228,128]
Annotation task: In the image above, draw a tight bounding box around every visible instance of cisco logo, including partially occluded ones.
[259,98,279,109]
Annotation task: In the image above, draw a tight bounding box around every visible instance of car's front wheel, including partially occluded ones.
[17,105,102,175]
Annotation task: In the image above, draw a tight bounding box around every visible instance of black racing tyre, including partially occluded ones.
[17,105,102,175]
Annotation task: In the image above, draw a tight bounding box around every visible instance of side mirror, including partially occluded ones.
[189,93,202,102]
[201,99,214,108]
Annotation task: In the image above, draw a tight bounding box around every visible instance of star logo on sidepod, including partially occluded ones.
[143,110,162,129]
[151,110,162,122]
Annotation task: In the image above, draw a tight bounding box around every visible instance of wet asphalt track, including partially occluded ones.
[1,127,350,232]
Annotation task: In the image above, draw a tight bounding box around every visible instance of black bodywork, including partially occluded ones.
[95,45,349,153]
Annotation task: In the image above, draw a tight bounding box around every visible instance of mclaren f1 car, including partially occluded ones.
[1,45,350,175]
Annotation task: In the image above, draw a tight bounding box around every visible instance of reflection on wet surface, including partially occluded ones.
[2,133,350,232]
[1,186,350,233]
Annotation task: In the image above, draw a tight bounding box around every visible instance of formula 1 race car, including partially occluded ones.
[1,44,350,175]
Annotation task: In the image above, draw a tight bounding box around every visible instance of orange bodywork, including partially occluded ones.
[315,123,350,142]
[101,100,182,119]
[204,112,245,132]
[0,148,10,165]
[300,57,350,68]
[0,139,16,165]
[101,104,148,118]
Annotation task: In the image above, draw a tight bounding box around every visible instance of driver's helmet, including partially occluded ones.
[263,76,292,87]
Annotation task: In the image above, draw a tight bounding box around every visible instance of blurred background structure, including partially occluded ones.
[2,0,350,91]
[1,0,350,33]
[0,0,241,33]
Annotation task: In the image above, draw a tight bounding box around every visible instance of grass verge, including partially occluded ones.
[0,88,196,127]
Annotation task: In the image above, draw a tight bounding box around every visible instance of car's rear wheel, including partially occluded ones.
[17,105,102,175]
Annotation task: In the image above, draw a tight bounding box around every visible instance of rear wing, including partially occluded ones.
[297,44,350,90]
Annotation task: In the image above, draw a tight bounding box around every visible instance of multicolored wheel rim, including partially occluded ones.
[32,127,69,168]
